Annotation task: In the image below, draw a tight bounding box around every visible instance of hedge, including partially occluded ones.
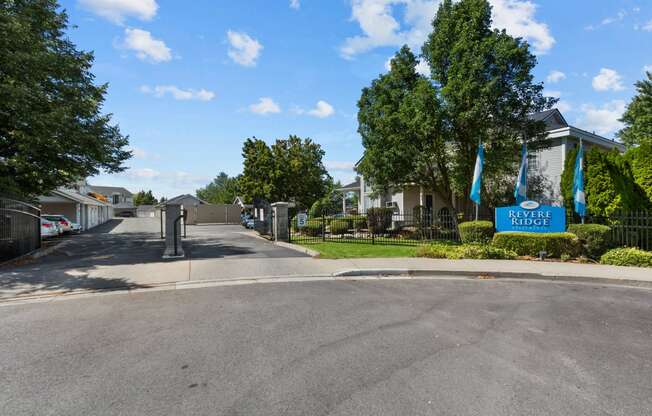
[458,220,494,243]
[600,247,652,268]
[367,207,393,234]
[330,219,349,235]
[302,219,323,236]
[416,243,517,260]
[352,216,367,230]
[492,232,581,258]
[567,224,612,258]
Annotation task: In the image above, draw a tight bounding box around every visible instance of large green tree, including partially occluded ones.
[618,72,652,147]
[357,0,554,213]
[196,172,240,204]
[239,135,330,209]
[133,190,157,206]
[0,0,130,198]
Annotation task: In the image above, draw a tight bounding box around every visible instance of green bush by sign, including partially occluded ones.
[492,232,581,258]
[458,221,494,243]
[600,247,652,268]
[567,224,612,259]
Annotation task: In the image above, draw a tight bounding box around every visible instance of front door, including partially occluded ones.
[425,195,433,211]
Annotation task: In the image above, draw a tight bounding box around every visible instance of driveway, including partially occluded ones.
[0,219,308,299]
[2,279,651,415]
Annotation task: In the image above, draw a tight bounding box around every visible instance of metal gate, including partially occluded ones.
[192,204,241,224]
[0,197,41,262]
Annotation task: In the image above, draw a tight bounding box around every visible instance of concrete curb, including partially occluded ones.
[3,268,652,306]
[274,241,320,257]
[332,268,652,288]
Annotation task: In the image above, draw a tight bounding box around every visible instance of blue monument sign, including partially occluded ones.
[495,201,566,233]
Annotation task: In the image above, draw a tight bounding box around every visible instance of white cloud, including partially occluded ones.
[576,100,626,136]
[125,167,160,179]
[385,56,431,76]
[122,28,171,63]
[78,0,158,24]
[127,146,160,160]
[227,30,263,67]
[341,0,554,58]
[290,0,300,9]
[249,97,281,115]
[140,85,215,101]
[592,68,625,92]
[644,20,652,31]
[586,9,627,30]
[308,101,335,118]
[556,100,573,114]
[546,70,566,83]
[325,161,355,171]
[490,0,555,54]
[543,90,561,99]
[644,65,652,73]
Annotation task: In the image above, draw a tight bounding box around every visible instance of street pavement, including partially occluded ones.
[1,279,651,415]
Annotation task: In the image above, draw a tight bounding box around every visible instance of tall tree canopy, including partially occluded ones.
[133,190,157,206]
[239,135,330,209]
[196,172,240,204]
[0,0,130,198]
[618,72,652,148]
[357,0,554,212]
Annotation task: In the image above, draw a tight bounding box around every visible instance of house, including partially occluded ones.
[342,109,625,215]
[86,185,136,217]
[155,194,208,224]
[38,188,112,230]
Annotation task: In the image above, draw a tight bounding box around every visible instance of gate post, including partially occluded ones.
[163,203,185,258]
[271,202,289,243]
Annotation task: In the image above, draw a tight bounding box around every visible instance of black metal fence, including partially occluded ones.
[289,208,462,246]
[0,197,41,262]
[290,207,652,251]
[573,211,652,251]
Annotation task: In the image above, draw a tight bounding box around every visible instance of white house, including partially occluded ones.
[39,188,113,230]
[342,109,625,215]
[86,185,135,217]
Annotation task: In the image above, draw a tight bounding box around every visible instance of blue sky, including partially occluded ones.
[60,0,652,199]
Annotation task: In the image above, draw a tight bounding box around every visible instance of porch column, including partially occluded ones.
[342,193,346,214]
[419,186,424,206]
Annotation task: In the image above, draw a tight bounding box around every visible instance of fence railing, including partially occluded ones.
[289,209,462,246]
[575,211,652,251]
[290,207,652,251]
[0,197,41,262]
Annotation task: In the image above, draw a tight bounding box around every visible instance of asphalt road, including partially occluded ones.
[2,279,651,415]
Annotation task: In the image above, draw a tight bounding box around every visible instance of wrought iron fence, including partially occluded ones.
[0,197,41,262]
[289,208,461,246]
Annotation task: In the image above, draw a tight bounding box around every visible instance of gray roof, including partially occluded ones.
[44,188,111,206]
[529,108,568,131]
[88,185,133,197]
[338,177,361,191]
[156,194,207,207]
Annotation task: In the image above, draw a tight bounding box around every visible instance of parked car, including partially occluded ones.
[245,218,255,229]
[42,215,74,234]
[40,218,60,238]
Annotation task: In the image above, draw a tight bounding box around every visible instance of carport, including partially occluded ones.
[39,189,113,231]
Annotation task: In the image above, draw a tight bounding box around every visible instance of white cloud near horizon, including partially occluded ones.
[249,97,281,115]
[576,100,626,136]
[127,145,161,160]
[308,101,335,118]
[325,161,356,171]
[546,70,566,83]
[122,28,171,63]
[341,0,554,59]
[290,0,300,9]
[227,30,263,67]
[78,0,158,24]
[641,20,652,31]
[140,85,216,101]
[592,68,625,92]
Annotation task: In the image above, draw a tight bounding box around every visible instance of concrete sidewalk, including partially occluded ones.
[2,255,651,301]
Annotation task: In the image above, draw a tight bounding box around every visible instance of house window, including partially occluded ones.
[112,194,120,205]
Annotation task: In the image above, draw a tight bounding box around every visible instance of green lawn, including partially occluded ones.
[298,242,423,259]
